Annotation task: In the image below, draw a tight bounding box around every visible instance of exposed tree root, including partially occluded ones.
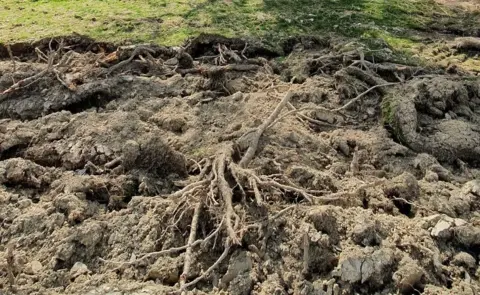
[338,66,389,91]
[0,39,77,100]
[99,89,357,292]
[238,90,293,168]
[105,46,157,75]
[1,47,57,98]
[176,63,260,76]
[179,200,202,290]
[335,82,398,111]
[179,240,232,293]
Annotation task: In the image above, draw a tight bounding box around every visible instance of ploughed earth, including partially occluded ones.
[0,33,479,295]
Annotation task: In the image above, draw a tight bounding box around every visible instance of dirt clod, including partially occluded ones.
[451,252,477,269]
[393,256,425,294]
[351,219,382,247]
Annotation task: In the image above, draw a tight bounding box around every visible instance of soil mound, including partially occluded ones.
[0,34,479,295]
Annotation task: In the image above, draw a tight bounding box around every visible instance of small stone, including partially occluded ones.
[462,180,480,197]
[453,218,467,227]
[231,92,243,101]
[431,219,453,239]
[337,141,350,156]
[24,260,42,275]
[31,260,42,273]
[340,255,363,283]
[421,214,442,230]
[423,170,439,182]
[451,252,476,269]
[220,250,253,291]
[70,262,90,279]
[339,248,394,286]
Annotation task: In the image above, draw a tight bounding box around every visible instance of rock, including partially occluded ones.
[363,249,396,286]
[230,91,243,102]
[30,260,43,273]
[423,170,439,182]
[453,218,467,227]
[146,256,180,284]
[24,260,43,275]
[339,248,395,286]
[70,262,90,279]
[421,214,442,230]
[164,57,178,66]
[366,107,376,117]
[431,219,453,239]
[351,219,382,247]
[337,140,350,156]
[339,254,363,283]
[122,140,140,164]
[451,252,477,269]
[462,180,480,197]
[393,257,424,294]
[384,172,419,201]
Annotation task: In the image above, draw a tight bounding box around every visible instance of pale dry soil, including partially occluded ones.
[0,35,479,295]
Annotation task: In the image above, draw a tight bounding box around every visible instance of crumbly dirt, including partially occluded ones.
[0,34,479,295]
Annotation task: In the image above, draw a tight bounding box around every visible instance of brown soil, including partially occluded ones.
[0,34,479,295]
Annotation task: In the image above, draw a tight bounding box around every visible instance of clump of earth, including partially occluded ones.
[0,33,479,295]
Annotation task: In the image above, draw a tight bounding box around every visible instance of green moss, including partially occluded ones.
[381,96,395,126]
[381,95,407,145]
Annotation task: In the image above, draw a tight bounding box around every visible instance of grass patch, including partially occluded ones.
[1,0,479,71]
[1,0,473,45]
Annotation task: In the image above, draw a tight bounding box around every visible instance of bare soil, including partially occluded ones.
[0,34,479,295]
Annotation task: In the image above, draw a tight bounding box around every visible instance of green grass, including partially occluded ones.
[1,0,480,72]
[0,0,471,46]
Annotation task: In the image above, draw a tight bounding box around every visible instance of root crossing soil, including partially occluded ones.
[0,34,480,295]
